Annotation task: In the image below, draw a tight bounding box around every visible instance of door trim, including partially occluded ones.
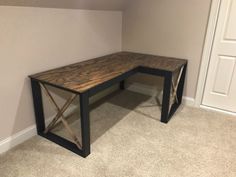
[195,0,222,106]
[200,105,236,116]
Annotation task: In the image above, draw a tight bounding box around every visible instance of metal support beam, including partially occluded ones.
[31,79,45,134]
[80,91,90,157]
[161,72,172,123]
[120,80,125,90]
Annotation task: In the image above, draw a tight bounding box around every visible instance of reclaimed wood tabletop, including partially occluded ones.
[30,52,187,93]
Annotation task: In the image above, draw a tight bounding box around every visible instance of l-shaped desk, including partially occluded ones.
[30,52,187,157]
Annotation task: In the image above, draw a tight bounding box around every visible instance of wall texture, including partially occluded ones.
[123,0,212,99]
[0,6,122,141]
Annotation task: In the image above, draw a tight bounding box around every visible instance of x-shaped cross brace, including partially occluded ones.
[40,84,82,149]
[169,66,184,111]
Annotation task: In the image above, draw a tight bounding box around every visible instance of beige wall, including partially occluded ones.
[123,0,212,98]
[0,0,126,11]
[0,6,122,141]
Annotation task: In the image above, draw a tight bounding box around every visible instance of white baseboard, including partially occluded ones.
[0,125,37,154]
[182,97,195,107]
[127,82,195,107]
[0,106,77,154]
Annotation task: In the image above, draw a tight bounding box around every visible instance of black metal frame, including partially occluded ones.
[30,63,187,158]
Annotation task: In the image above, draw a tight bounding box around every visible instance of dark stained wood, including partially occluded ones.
[30,52,187,93]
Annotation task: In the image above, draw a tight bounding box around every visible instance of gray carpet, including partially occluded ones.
[0,90,236,177]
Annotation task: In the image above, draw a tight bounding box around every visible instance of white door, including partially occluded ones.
[203,0,236,113]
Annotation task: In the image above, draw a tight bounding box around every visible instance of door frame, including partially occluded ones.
[195,0,222,107]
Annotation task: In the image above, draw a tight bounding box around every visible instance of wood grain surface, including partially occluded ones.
[30,52,187,93]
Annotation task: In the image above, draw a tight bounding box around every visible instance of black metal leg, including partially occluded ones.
[30,64,187,157]
[120,80,125,90]
[80,91,91,157]
[161,72,172,123]
[31,79,89,157]
[31,79,45,133]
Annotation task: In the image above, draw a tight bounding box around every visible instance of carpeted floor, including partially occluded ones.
[0,90,236,177]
